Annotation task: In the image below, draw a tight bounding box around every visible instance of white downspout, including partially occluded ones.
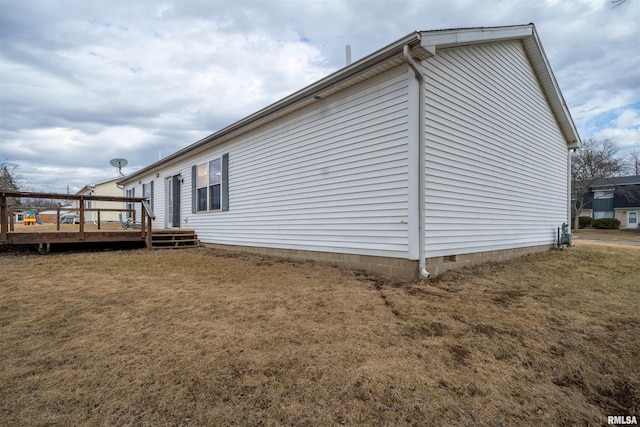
[403,45,430,279]
[567,149,573,244]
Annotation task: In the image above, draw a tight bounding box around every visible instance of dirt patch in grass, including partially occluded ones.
[1,245,638,425]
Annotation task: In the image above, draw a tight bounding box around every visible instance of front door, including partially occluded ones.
[627,211,638,229]
[165,175,181,228]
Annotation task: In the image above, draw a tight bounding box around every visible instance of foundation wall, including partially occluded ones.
[424,244,552,277]
[203,243,554,281]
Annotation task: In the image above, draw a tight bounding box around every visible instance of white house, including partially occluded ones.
[120,24,580,279]
[75,177,124,223]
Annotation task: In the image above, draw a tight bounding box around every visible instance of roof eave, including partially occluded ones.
[526,26,581,149]
[120,32,423,184]
[419,24,534,51]
[77,176,121,194]
[76,186,90,195]
[420,24,581,150]
[122,24,582,183]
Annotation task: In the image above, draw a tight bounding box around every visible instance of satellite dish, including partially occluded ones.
[110,158,128,177]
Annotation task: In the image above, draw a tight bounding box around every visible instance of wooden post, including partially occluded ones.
[9,205,15,232]
[79,196,85,240]
[146,211,153,250]
[97,210,101,230]
[56,206,60,231]
[0,193,7,241]
[141,201,146,237]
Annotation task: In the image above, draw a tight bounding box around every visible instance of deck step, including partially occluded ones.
[151,230,199,249]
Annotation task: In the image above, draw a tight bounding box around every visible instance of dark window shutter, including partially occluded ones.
[150,180,154,214]
[172,175,181,225]
[222,153,229,211]
[191,165,197,213]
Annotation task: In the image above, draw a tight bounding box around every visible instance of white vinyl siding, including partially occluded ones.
[423,41,568,257]
[77,179,123,223]
[123,174,167,228]
[182,66,411,258]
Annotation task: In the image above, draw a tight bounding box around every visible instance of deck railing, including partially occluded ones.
[1,191,156,250]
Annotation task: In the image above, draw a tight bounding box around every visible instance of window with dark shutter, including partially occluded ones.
[222,153,229,211]
[196,163,208,211]
[191,166,196,213]
[209,158,221,210]
[192,154,229,212]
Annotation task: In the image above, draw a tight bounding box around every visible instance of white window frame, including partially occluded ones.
[196,163,208,212]
[125,188,135,218]
[593,190,614,199]
[209,158,222,211]
[593,211,614,219]
[142,183,150,200]
[196,157,222,213]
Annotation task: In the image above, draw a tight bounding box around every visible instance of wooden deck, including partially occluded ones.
[1,191,155,251]
[2,229,146,244]
[2,230,147,253]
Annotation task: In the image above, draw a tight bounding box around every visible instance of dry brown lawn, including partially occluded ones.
[573,228,640,242]
[1,244,638,426]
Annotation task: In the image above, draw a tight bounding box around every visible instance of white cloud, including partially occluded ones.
[595,126,640,148]
[593,107,640,149]
[1,0,639,191]
[614,109,640,128]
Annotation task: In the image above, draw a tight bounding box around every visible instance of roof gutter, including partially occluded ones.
[120,33,423,185]
[120,24,581,188]
[403,44,430,280]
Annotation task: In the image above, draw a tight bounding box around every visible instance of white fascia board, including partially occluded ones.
[525,27,581,149]
[419,25,533,52]
[122,24,581,183]
[121,32,422,184]
[419,24,580,150]
[75,186,91,195]
[76,176,121,193]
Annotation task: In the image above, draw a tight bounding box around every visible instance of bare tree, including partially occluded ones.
[0,162,20,191]
[19,197,69,209]
[1,162,67,208]
[1,161,22,206]
[571,138,625,231]
[625,149,640,176]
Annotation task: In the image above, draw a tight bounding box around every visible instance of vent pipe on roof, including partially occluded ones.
[345,45,352,66]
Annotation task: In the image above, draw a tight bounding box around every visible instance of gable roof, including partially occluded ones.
[589,175,640,188]
[578,176,640,210]
[121,23,580,184]
[76,176,121,195]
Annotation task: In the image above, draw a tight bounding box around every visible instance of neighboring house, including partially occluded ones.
[13,210,25,224]
[12,208,73,224]
[38,209,73,224]
[575,175,640,229]
[74,177,124,223]
[120,24,580,279]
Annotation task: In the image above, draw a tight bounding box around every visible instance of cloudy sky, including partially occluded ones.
[1,0,639,193]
